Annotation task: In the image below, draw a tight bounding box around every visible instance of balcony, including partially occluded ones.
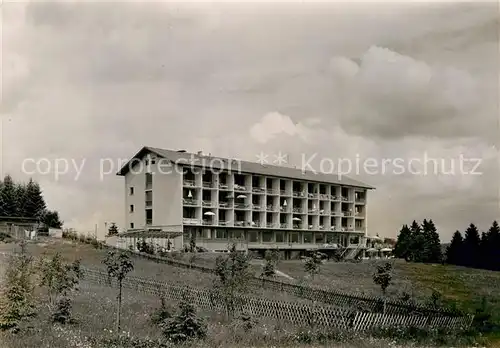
[355,198,365,204]
[266,222,276,228]
[330,226,340,231]
[183,198,198,206]
[308,209,318,214]
[251,221,260,227]
[280,190,290,196]
[266,205,277,212]
[219,202,232,209]
[234,220,247,227]
[292,207,303,214]
[145,200,152,208]
[308,193,318,199]
[219,220,229,226]
[252,187,266,194]
[266,189,278,195]
[331,211,341,216]
[280,223,288,229]
[252,204,263,211]
[183,218,200,225]
[202,219,213,225]
[319,194,330,200]
[341,196,349,201]
[319,210,328,215]
[183,180,196,187]
[343,211,353,217]
[219,183,230,190]
[234,184,247,192]
[355,212,365,218]
[234,203,250,210]
[319,225,325,230]
[308,225,314,230]
[293,191,306,198]
[202,182,214,188]
[293,224,302,229]
[202,200,214,207]
[279,206,290,213]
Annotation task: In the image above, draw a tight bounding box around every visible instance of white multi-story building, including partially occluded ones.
[117,146,374,259]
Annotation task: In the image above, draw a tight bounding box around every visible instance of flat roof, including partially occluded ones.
[117,146,374,189]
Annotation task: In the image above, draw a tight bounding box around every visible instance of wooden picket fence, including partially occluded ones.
[80,266,474,332]
[104,245,464,317]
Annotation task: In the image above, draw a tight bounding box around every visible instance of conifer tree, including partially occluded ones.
[483,221,500,271]
[409,220,425,262]
[421,219,442,263]
[445,231,463,265]
[15,183,27,217]
[0,175,17,217]
[394,224,412,260]
[462,223,481,268]
[24,179,46,219]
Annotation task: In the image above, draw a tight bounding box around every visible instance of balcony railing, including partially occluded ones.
[343,212,353,217]
[266,222,276,228]
[280,190,290,196]
[183,180,196,187]
[330,226,340,231]
[183,218,200,225]
[355,198,365,204]
[266,189,278,195]
[251,221,260,227]
[319,210,328,215]
[202,220,213,225]
[292,207,303,213]
[280,223,288,229]
[319,194,330,200]
[308,225,314,230]
[202,181,214,188]
[308,209,318,214]
[234,220,247,227]
[293,224,302,229]
[293,191,306,198]
[330,195,339,201]
[319,225,325,230]
[234,184,247,192]
[266,205,276,212]
[308,193,318,199]
[219,220,229,226]
[341,196,349,201]
[219,183,230,190]
[145,200,152,208]
[252,204,262,210]
[183,198,198,206]
[279,206,289,213]
[252,187,266,193]
[218,202,231,208]
[202,200,213,207]
[331,211,341,216]
[234,203,250,209]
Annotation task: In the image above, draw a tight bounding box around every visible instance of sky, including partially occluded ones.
[1,1,499,241]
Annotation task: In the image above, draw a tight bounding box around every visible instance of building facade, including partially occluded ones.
[117,147,374,259]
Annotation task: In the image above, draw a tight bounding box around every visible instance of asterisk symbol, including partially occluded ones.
[273,151,288,165]
[255,152,269,165]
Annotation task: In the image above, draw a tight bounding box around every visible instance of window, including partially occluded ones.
[146,209,152,225]
[215,229,227,239]
[130,223,134,229]
[290,232,299,243]
[129,187,134,195]
[129,205,134,213]
[145,173,153,189]
[248,231,258,243]
[275,231,284,243]
[315,233,324,244]
[262,231,273,242]
[232,230,244,240]
[303,232,313,243]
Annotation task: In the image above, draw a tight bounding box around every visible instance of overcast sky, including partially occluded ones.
[2,1,499,241]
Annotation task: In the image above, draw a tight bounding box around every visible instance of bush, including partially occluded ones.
[161,300,206,343]
[52,297,72,324]
[150,297,172,325]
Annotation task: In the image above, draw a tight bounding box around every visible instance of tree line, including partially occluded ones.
[446,221,500,271]
[0,174,63,229]
[393,219,442,263]
[394,219,500,271]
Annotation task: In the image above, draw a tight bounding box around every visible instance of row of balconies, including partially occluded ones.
[182,217,363,232]
[183,179,365,201]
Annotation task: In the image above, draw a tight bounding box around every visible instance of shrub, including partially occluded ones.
[52,297,72,324]
[151,297,172,325]
[161,299,206,343]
